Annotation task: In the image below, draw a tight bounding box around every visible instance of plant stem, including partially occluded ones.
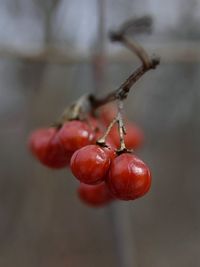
[121,35,151,68]
[55,16,160,129]
[90,55,159,108]
[116,100,128,153]
[97,117,117,146]
[90,17,160,108]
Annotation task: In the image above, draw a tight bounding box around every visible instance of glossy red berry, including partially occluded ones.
[78,182,114,207]
[29,128,71,168]
[107,153,151,200]
[58,120,95,152]
[110,122,144,149]
[70,145,111,185]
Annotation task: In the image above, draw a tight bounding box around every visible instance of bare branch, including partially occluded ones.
[90,55,159,108]
[90,17,160,108]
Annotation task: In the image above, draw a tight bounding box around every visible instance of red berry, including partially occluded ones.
[29,128,71,168]
[102,144,116,160]
[70,145,111,185]
[78,182,114,207]
[58,120,95,152]
[99,103,117,126]
[107,153,151,200]
[110,122,144,149]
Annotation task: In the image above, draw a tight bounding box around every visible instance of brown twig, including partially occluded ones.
[89,16,160,108]
[110,16,153,68]
[90,55,159,108]
[90,19,160,108]
[121,36,151,68]
[54,16,160,131]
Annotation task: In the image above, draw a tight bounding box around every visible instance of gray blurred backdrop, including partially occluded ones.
[0,0,200,266]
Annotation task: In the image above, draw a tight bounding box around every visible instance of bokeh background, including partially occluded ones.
[0,0,200,266]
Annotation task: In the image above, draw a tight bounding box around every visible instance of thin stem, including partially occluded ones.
[96,100,131,153]
[90,16,160,108]
[122,36,151,68]
[109,15,153,67]
[117,101,126,151]
[116,100,131,154]
[97,117,117,146]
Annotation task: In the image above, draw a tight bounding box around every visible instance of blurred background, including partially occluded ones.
[0,0,200,266]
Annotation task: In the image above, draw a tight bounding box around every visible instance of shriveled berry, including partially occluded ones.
[70,145,111,185]
[78,182,114,207]
[29,128,71,168]
[110,122,144,149]
[107,153,151,200]
[58,120,95,152]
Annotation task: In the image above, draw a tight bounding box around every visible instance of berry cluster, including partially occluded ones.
[27,15,160,208]
[28,104,151,207]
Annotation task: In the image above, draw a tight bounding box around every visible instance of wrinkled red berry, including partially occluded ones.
[78,182,114,207]
[58,120,95,152]
[29,128,71,168]
[107,153,151,200]
[70,145,111,184]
